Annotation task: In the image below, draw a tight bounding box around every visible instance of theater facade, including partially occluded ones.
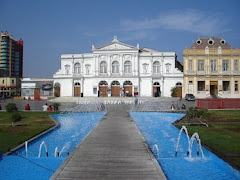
[53,37,183,97]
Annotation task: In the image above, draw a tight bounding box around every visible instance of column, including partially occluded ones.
[161,78,164,97]
[120,54,123,76]
[108,55,111,76]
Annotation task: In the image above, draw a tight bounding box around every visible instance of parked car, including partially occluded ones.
[185,94,196,101]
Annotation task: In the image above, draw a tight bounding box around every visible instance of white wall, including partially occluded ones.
[54,79,73,97]
[140,78,152,97]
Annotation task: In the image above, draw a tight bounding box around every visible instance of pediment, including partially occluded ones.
[100,43,135,50]
[93,37,138,51]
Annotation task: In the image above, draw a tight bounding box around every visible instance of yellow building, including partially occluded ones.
[183,37,240,99]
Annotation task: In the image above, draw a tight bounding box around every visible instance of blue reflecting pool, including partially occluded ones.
[0,112,105,180]
[131,112,240,180]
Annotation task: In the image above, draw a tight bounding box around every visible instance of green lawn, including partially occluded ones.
[0,111,56,153]
[176,110,240,170]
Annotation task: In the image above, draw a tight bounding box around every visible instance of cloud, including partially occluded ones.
[120,9,230,35]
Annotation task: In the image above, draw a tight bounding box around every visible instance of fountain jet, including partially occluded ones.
[25,141,28,157]
[38,141,48,158]
[175,126,190,156]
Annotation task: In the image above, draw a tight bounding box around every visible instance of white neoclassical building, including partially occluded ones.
[53,37,183,97]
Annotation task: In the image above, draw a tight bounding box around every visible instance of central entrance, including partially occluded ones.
[153,82,161,97]
[210,81,218,96]
[111,81,120,97]
[74,82,81,97]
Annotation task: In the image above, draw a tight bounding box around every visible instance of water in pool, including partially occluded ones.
[130,112,240,180]
[0,112,105,180]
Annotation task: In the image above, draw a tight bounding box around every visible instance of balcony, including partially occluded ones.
[1,42,9,45]
[1,49,9,52]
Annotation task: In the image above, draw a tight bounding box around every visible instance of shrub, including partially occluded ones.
[186,107,210,120]
[11,113,22,122]
[52,103,60,111]
[5,103,18,113]
[171,87,178,97]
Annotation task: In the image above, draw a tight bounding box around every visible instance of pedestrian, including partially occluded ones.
[47,105,52,112]
[42,103,48,111]
[134,97,138,106]
[0,104,2,110]
[25,104,30,111]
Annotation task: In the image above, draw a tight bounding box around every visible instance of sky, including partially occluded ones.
[1,0,240,78]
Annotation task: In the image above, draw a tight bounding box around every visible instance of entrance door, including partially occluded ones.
[153,82,161,97]
[153,87,161,97]
[111,81,120,97]
[111,86,120,97]
[99,86,108,97]
[34,88,40,100]
[124,86,132,97]
[54,83,61,97]
[74,87,81,97]
[74,82,81,97]
[210,81,218,96]
[176,87,182,98]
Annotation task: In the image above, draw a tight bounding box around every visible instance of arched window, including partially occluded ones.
[123,81,132,85]
[153,82,160,86]
[176,82,182,87]
[111,81,120,86]
[124,61,132,73]
[112,61,119,73]
[74,63,81,74]
[74,82,81,86]
[153,61,160,74]
[100,61,107,74]
[99,81,108,86]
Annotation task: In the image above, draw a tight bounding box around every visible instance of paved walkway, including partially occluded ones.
[51,105,166,179]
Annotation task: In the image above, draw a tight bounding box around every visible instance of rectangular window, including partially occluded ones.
[198,81,205,91]
[234,60,239,72]
[223,81,230,91]
[188,60,192,71]
[12,79,14,84]
[222,60,229,71]
[198,60,204,71]
[189,81,193,84]
[210,60,217,72]
[235,81,238,92]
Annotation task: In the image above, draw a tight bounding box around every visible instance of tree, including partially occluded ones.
[11,113,22,126]
[5,103,21,127]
